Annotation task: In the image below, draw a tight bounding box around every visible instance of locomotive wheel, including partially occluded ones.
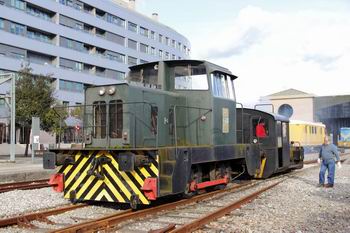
[183,165,202,198]
[182,183,196,199]
[206,163,228,192]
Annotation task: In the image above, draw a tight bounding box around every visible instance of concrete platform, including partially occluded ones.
[0,154,55,183]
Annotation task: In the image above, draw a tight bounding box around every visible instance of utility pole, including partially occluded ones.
[0,73,16,162]
[10,74,16,162]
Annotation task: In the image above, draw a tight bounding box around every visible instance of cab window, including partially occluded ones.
[253,118,269,138]
[174,64,208,90]
[109,100,123,138]
[211,72,235,100]
[93,101,106,139]
[127,64,159,88]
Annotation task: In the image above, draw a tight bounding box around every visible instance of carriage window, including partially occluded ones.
[253,118,269,137]
[174,64,208,90]
[211,73,236,100]
[93,101,106,139]
[109,100,123,138]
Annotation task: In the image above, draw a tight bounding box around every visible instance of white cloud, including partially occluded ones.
[190,6,350,104]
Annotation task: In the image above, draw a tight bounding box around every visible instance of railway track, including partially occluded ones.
[0,204,87,228]
[158,180,283,233]
[50,156,349,233]
[0,179,50,193]
[50,178,283,233]
[0,154,348,232]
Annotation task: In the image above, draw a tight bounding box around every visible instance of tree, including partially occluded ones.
[15,66,58,156]
[42,106,68,144]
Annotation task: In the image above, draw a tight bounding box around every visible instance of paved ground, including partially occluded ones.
[0,154,54,183]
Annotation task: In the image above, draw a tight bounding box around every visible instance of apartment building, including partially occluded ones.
[0,0,191,105]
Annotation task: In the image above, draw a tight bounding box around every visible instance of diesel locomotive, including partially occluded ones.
[44,60,304,208]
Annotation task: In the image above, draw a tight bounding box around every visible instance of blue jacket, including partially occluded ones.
[319,144,340,162]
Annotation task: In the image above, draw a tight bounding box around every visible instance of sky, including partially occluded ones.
[137,0,350,104]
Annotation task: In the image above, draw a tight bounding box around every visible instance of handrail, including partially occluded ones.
[254,103,274,113]
[236,102,244,143]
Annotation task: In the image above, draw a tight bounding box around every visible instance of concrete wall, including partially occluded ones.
[269,97,314,122]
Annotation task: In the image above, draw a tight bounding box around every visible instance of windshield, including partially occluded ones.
[174,64,208,90]
[127,64,159,88]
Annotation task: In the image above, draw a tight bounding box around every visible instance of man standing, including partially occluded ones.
[318,136,341,188]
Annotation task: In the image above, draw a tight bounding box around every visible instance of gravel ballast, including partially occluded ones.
[200,159,350,233]
[0,188,70,219]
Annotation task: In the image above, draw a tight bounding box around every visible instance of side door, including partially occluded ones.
[282,121,291,167]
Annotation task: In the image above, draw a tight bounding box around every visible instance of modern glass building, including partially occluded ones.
[0,0,191,105]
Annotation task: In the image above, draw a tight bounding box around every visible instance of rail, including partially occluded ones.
[0,204,87,228]
[0,179,50,193]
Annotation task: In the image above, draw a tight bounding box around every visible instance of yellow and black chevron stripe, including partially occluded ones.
[57,150,159,205]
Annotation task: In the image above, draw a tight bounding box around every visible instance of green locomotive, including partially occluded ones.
[44,60,303,208]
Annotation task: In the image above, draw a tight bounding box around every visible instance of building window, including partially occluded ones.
[158,34,163,43]
[159,50,163,59]
[60,0,83,11]
[165,52,169,60]
[59,80,84,93]
[172,54,176,60]
[178,42,181,50]
[75,22,83,30]
[26,5,52,21]
[128,21,137,32]
[139,27,148,37]
[150,47,155,55]
[10,22,25,35]
[107,14,125,28]
[128,39,137,50]
[11,0,25,10]
[27,30,51,44]
[150,31,155,40]
[128,56,137,66]
[278,104,294,118]
[60,58,84,72]
[0,18,4,29]
[140,43,148,53]
[172,40,176,48]
[165,37,170,45]
[62,101,69,108]
[106,52,125,63]
[75,62,83,71]
[60,37,86,53]
[10,52,25,59]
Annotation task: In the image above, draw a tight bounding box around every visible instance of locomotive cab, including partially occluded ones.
[237,108,304,178]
